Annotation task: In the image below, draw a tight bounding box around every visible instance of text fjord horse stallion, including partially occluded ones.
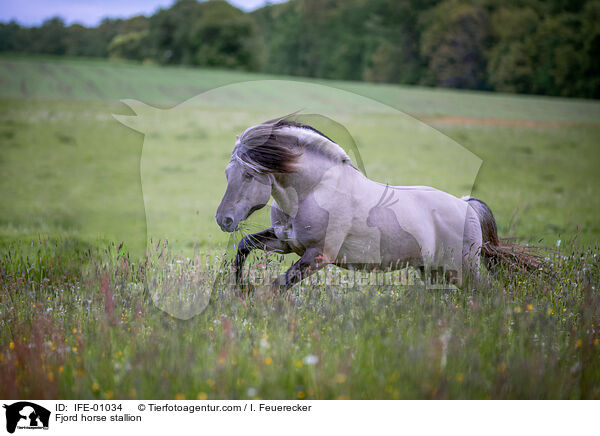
[216,116,535,291]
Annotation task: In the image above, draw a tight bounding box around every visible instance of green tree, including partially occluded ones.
[531,13,585,96]
[580,0,600,98]
[420,0,490,89]
[363,0,429,84]
[30,17,69,55]
[487,7,538,94]
[252,1,305,75]
[0,21,23,52]
[147,0,204,64]
[190,0,263,70]
[108,30,149,60]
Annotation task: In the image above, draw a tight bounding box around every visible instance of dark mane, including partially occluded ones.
[232,115,351,174]
[275,119,337,144]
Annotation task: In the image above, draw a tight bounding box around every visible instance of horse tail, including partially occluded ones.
[462,196,541,272]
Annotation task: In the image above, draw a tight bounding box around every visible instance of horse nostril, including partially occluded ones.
[219,215,235,231]
[216,213,236,231]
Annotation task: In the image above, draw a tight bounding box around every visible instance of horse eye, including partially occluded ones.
[244,173,254,181]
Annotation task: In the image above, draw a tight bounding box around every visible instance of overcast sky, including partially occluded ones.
[0,0,284,26]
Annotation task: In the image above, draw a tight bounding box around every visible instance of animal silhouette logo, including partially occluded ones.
[113,79,482,315]
[3,402,50,433]
[366,184,422,269]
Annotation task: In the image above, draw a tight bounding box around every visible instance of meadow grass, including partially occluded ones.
[1,55,599,398]
[1,238,599,399]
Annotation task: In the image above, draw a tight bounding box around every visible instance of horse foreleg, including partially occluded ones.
[276,247,327,292]
[234,227,292,285]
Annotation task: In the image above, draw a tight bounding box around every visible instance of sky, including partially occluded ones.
[0,0,284,26]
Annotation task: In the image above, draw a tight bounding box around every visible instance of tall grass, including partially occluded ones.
[1,237,598,399]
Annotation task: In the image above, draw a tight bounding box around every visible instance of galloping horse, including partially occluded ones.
[216,115,530,291]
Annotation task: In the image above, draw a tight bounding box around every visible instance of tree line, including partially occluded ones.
[1,0,598,98]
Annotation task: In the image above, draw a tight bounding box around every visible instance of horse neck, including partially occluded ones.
[271,155,359,217]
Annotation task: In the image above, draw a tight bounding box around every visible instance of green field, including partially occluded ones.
[1,55,599,399]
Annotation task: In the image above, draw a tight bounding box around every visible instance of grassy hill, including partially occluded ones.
[2,55,600,121]
[1,55,598,255]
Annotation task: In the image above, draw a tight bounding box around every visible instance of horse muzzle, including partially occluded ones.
[216,214,238,232]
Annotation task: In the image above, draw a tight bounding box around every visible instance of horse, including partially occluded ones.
[216,115,537,291]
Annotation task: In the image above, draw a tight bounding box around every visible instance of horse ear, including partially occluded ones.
[112,99,158,133]
[387,198,399,208]
[381,187,396,207]
[374,184,390,208]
